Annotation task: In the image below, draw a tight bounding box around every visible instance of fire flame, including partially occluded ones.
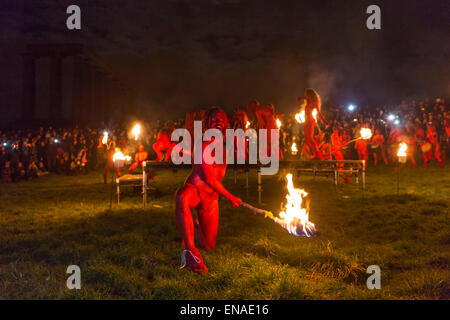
[246,121,251,129]
[291,142,298,155]
[276,118,282,129]
[295,109,317,124]
[132,123,141,141]
[102,131,108,145]
[397,142,407,157]
[274,174,316,237]
[360,128,372,140]
[112,148,131,162]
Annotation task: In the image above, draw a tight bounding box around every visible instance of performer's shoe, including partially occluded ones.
[179,248,208,274]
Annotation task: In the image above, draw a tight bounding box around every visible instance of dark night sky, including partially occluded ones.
[0,0,449,124]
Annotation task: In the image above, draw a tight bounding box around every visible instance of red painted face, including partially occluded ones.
[207,109,228,134]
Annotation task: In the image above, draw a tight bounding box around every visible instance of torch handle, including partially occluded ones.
[238,201,275,220]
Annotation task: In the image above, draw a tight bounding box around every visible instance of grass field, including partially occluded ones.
[0,163,449,299]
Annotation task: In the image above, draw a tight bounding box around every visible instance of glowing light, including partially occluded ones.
[54,138,59,143]
[291,142,298,155]
[273,174,316,237]
[113,148,131,162]
[393,119,400,126]
[132,123,141,141]
[360,128,372,140]
[102,131,108,145]
[295,109,316,124]
[348,104,356,112]
[295,111,305,124]
[387,114,395,121]
[397,142,407,157]
[276,118,282,129]
[246,121,251,129]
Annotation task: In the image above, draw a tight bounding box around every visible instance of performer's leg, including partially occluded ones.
[128,162,138,172]
[175,186,208,273]
[175,186,200,251]
[103,163,111,183]
[196,197,219,251]
[153,141,164,162]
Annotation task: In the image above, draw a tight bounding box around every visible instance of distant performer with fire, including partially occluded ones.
[175,107,242,274]
[255,103,283,159]
[298,88,329,160]
[153,121,176,162]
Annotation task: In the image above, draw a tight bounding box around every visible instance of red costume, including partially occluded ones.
[128,145,148,172]
[355,139,369,169]
[153,122,176,162]
[255,104,283,160]
[331,129,351,183]
[103,141,121,184]
[425,125,444,167]
[371,130,388,166]
[175,108,241,274]
[299,89,329,160]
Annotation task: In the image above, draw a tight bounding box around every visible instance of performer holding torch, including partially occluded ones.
[175,107,242,274]
[298,89,329,160]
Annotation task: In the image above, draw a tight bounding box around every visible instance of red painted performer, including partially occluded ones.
[128,145,148,172]
[103,140,121,184]
[175,107,242,274]
[331,127,351,183]
[230,108,250,162]
[153,122,176,162]
[255,103,283,160]
[298,89,329,160]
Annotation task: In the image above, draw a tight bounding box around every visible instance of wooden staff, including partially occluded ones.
[238,201,275,220]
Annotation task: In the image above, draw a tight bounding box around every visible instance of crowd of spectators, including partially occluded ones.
[1,97,449,183]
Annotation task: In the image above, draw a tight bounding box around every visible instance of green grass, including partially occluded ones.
[0,164,449,299]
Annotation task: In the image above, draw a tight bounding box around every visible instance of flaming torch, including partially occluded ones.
[295,109,317,124]
[397,142,407,163]
[237,174,316,237]
[346,128,373,145]
[295,110,305,124]
[291,142,298,155]
[102,131,108,145]
[112,148,131,168]
[396,142,408,195]
[276,118,282,129]
[132,123,141,141]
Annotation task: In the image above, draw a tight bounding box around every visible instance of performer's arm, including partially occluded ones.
[201,162,241,207]
[316,110,329,127]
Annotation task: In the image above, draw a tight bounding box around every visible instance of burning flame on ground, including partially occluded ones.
[397,142,407,157]
[274,174,316,237]
[102,131,108,145]
[113,148,131,162]
[295,109,317,124]
[291,142,298,155]
[360,128,372,140]
[276,118,282,129]
[132,123,141,141]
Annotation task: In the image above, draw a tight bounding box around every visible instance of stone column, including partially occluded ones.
[22,54,36,121]
[49,54,62,122]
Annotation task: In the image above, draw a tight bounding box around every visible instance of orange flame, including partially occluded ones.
[274,174,316,237]
[291,142,298,155]
[295,109,316,124]
[112,148,131,162]
[102,131,108,145]
[276,118,282,129]
[360,128,372,140]
[245,121,251,129]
